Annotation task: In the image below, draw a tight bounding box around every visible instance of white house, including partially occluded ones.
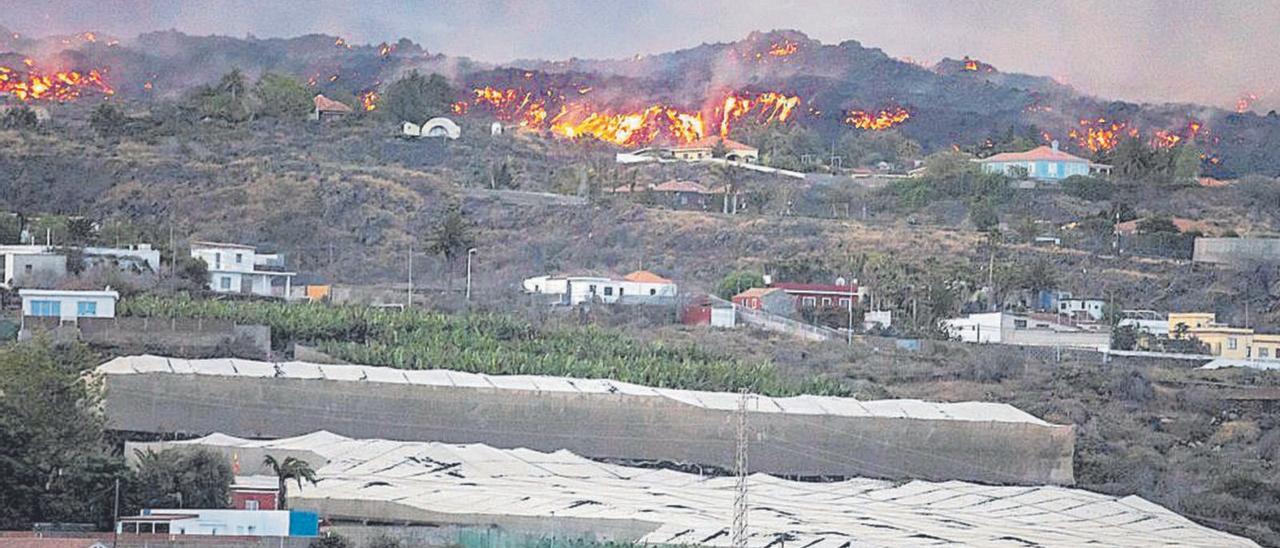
[0,244,161,288]
[190,241,295,298]
[1058,298,1106,321]
[522,270,678,305]
[20,288,118,321]
[117,509,318,537]
[941,311,1110,351]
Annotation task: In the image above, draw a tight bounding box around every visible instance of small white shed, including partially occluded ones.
[20,288,119,321]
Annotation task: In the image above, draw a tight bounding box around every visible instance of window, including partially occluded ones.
[822,297,832,307]
[1228,337,1238,350]
[1048,162,1059,176]
[123,523,138,533]
[154,523,170,534]
[245,499,259,510]
[649,288,656,295]
[214,252,222,269]
[838,298,851,308]
[802,296,816,307]
[220,276,232,290]
[77,301,97,316]
[588,284,597,294]
[1260,347,1270,358]
[1014,319,1028,329]
[139,522,154,534]
[604,287,614,296]
[30,300,60,317]
[23,264,31,273]
[235,253,243,264]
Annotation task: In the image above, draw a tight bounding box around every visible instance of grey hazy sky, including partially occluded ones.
[3,0,1278,110]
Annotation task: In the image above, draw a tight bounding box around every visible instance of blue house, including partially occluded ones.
[976,141,1110,181]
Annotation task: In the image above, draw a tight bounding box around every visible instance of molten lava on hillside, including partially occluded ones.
[358,90,379,111]
[0,60,114,102]
[454,85,803,147]
[844,107,911,130]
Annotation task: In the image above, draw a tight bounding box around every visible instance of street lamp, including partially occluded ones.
[466,248,478,302]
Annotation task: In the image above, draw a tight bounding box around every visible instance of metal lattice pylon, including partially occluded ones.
[732,389,751,548]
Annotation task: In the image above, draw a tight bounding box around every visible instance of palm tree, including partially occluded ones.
[263,455,317,510]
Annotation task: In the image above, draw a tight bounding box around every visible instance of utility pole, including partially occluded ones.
[112,478,120,548]
[466,248,478,302]
[732,389,751,548]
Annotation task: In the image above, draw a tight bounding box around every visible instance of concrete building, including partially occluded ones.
[191,241,295,298]
[1169,312,1280,359]
[99,356,1076,486]
[770,280,859,311]
[116,509,318,537]
[20,288,118,321]
[941,311,1111,351]
[1117,309,1168,336]
[521,270,677,305]
[731,287,792,316]
[0,244,160,288]
[1058,297,1106,321]
[680,295,736,328]
[1193,237,1280,265]
[975,141,1111,180]
[125,432,1258,547]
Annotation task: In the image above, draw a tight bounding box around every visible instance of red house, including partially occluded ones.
[731,287,793,316]
[769,281,858,311]
[230,476,279,510]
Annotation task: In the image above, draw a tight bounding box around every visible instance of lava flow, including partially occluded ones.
[0,60,114,102]
[844,107,911,130]
[358,90,380,111]
[1068,117,1136,152]
[456,85,802,146]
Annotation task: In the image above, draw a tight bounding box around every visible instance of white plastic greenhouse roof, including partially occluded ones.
[154,432,1257,547]
[98,355,1051,425]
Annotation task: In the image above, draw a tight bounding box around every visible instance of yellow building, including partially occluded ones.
[1167,312,1217,334]
[1169,311,1280,359]
[1188,325,1254,358]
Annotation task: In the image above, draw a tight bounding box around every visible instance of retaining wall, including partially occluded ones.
[104,371,1074,486]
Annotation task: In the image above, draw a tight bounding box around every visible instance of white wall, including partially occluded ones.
[942,312,1005,343]
[125,510,291,536]
[22,291,117,320]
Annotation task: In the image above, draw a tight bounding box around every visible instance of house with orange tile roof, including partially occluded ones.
[670,136,759,163]
[522,270,677,305]
[310,94,353,121]
[975,141,1111,180]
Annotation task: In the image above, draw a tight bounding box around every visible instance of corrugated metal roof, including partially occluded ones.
[97,356,1050,425]
[144,432,1257,548]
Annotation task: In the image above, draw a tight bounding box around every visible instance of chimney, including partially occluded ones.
[1051,140,1060,152]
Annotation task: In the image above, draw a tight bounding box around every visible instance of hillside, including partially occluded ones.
[2,29,1279,176]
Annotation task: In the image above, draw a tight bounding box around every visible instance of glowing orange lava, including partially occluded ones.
[844,107,911,130]
[0,61,114,102]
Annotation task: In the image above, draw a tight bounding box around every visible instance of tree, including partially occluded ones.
[253,73,313,118]
[65,217,95,245]
[717,271,765,299]
[175,256,209,290]
[130,448,232,510]
[427,201,475,290]
[0,339,126,529]
[263,455,317,511]
[219,68,247,102]
[1,105,38,129]
[0,214,22,244]
[89,103,128,138]
[1136,216,1180,235]
[489,161,516,189]
[383,70,455,122]
[969,201,999,233]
